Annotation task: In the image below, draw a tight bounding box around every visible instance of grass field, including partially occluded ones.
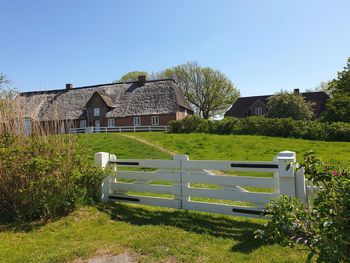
[3,132,348,262]
[0,205,309,263]
[133,133,350,165]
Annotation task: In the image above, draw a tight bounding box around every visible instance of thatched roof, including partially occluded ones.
[18,79,193,121]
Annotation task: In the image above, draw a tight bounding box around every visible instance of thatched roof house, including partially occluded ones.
[18,76,193,132]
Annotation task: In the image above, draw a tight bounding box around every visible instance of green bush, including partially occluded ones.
[170,116,350,142]
[0,133,106,222]
[255,151,350,262]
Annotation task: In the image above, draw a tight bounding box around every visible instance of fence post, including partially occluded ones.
[95,152,111,203]
[275,151,296,197]
[295,167,307,205]
[173,154,190,210]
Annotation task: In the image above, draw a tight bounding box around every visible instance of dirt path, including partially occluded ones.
[118,134,177,157]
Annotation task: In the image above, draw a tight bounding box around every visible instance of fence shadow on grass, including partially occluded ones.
[98,203,265,254]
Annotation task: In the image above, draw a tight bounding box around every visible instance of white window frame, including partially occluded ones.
[108,118,115,127]
[255,107,263,115]
[80,120,87,128]
[151,116,159,126]
[133,116,141,127]
[94,107,100,117]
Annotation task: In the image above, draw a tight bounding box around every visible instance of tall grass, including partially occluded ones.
[0,95,105,222]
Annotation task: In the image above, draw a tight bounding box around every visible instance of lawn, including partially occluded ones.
[133,132,350,165]
[3,132,346,262]
[0,206,308,263]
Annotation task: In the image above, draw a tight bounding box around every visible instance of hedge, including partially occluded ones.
[169,116,350,142]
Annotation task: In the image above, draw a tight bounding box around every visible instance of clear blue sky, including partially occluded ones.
[0,0,349,96]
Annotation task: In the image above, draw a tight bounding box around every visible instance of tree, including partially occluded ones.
[266,91,314,120]
[324,94,350,122]
[323,57,350,122]
[0,73,10,91]
[161,62,239,119]
[114,71,148,82]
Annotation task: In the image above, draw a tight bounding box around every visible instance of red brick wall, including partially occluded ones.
[115,113,176,126]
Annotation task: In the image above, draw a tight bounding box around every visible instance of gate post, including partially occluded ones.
[275,151,296,197]
[95,152,111,203]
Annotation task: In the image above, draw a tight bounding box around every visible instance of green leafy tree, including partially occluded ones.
[114,71,148,82]
[161,62,239,119]
[266,91,314,120]
[323,57,350,122]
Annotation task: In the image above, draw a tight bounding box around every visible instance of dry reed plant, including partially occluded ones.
[0,92,105,222]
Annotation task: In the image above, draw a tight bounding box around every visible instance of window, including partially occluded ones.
[184,109,188,116]
[133,116,141,126]
[94,108,100,117]
[151,116,159,126]
[80,120,86,128]
[255,107,263,115]
[108,118,115,127]
[24,117,31,135]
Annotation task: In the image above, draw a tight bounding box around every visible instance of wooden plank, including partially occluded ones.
[183,173,275,188]
[111,171,181,183]
[185,201,266,219]
[109,158,180,169]
[181,160,278,172]
[183,187,277,204]
[109,194,181,209]
[110,182,181,195]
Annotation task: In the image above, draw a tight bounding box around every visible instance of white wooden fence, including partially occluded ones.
[95,151,311,218]
[70,125,170,134]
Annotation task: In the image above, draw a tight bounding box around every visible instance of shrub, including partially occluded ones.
[0,133,106,222]
[325,122,350,142]
[170,116,350,142]
[213,117,239,134]
[255,151,350,262]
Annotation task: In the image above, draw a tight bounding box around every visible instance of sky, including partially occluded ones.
[0,0,349,96]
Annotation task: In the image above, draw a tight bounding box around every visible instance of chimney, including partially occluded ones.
[293,88,300,94]
[137,75,147,86]
[66,83,73,91]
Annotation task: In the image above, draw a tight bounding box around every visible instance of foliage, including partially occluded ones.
[323,94,350,123]
[266,90,314,120]
[166,62,239,119]
[323,57,350,122]
[0,133,106,222]
[255,151,350,262]
[169,115,350,142]
[114,70,148,82]
[328,57,350,96]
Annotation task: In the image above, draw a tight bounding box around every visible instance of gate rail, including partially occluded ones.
[95,151,308,218]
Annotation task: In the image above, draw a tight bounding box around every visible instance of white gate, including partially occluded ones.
[95,151,307,218]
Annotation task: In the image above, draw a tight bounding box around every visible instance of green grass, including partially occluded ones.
[133,133,350,165]
[3,132,346,262]
[0,206,308,263]
[78,133,172,162]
